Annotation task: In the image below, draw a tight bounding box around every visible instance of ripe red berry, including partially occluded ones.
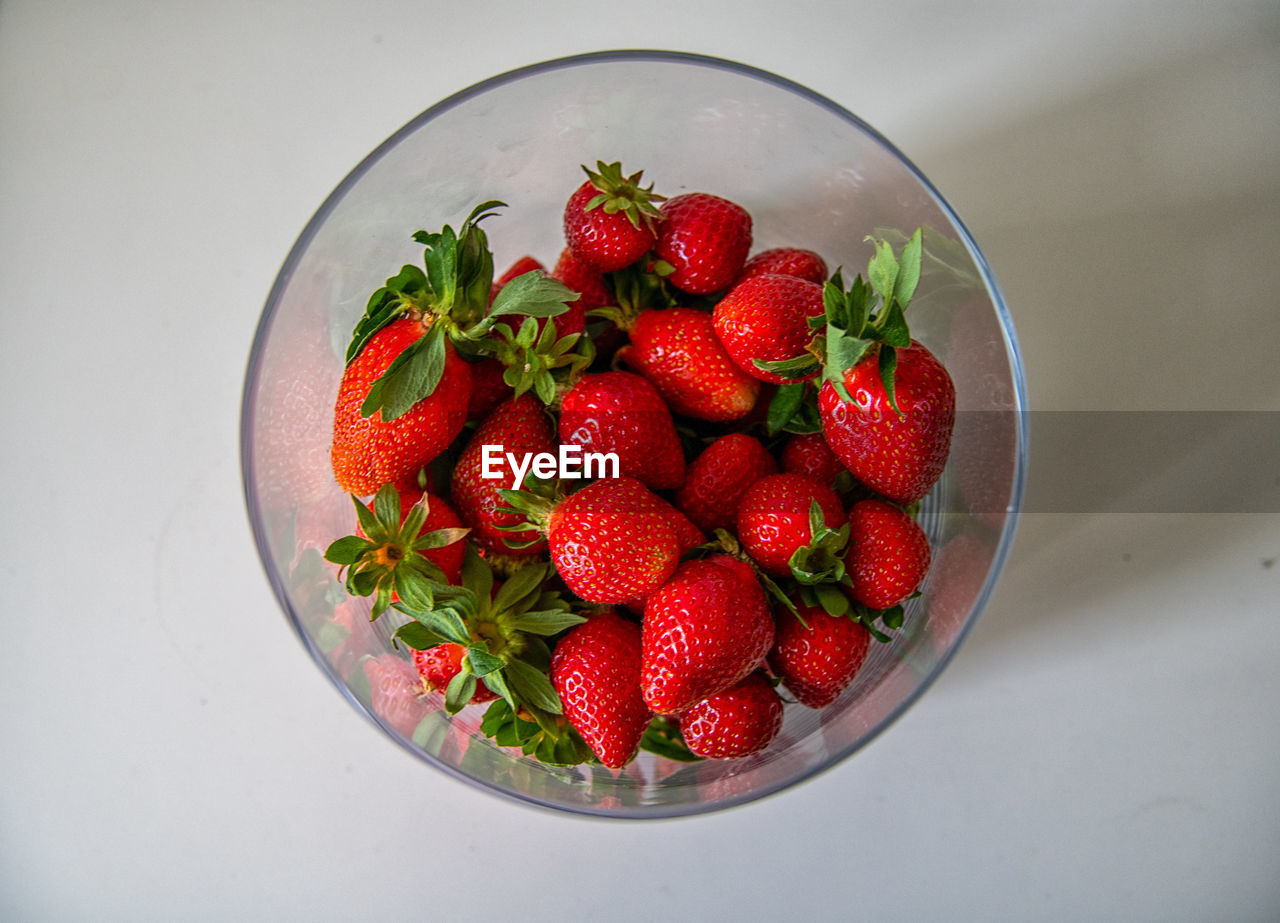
[563,162,664,272]
[551,609,652,768]
[736,472,845,578]
[412,643,498,704]
[843,499,931,611]
[713,273,825,384]
[739,247,828,285]
[768,603,871,709]
[654,192,752,295]
[680,671,783,759]
[676,433,778,533]
[818,340,955,505]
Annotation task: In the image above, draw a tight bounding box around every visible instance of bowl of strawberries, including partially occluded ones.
[242,50,1027,817]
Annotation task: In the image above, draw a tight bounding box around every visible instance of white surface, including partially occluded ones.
[3,2,1278,920]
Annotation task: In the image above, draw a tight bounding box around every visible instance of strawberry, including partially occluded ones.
[550,609,653,768]
[413,643,498,704]
[563,161,665,272]
[735,472,845,578]
[465,356,511,420]
[331,317,472,496]
[739,247,828,285]
[780,432,844,488]
[324,482,470,619]
[451,394,555,558]
[501,476,702,605]
[653,192,752,295]
[843,498,931,611]
[641,555,774,715]
[712,273,826,385]
[767,603,871,708]
[675,433,777,533]
[616,307,759,422]
[551,247,613,313]
[815,231,955,504]
[818,339,955,504]
[332,203,577,495]
[558,371,686,491]
[679,671,783,759]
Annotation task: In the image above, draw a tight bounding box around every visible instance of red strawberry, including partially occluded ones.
[653,192,752,295]
[465,356,512,420]
[550,609,653,768]
[558,371,686,491]
[332,203,576,496]
[679,671,783,759]
[412,643,498,704]
[818,340,955,504]
[735,472,845,578]
[616,307,759,422]
[780,432,844,488]
[563,161,665,272]
[767,603,871,708]
[551,247,613,313]
[712,273,825,384]
[331,317,472,496]
[641,555,774,715]
[675,433,777,533]
[544,477,701,604]
[739,247,828,285]
[844,498,931,610]
[451,395,555,558]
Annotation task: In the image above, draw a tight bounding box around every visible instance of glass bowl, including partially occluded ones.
[241,50,1028,818]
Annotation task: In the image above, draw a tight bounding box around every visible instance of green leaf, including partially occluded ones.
[638,716,703,763]
[392,620,446,651]
[361,322,447,421]
[503,609,587,636]
[877,299,911,348]
[894,229,923,308]
[444,670,477,714]
[409,606,471,647]
[372,483,400,527]
[488,271,578,319]
[459,545,493,605]
[412,527,470,552]
[767,382,807,435]
[479,668,516,711]
[752,353,820,381]
[878,345,901,415]
[824,329,874,380]
[504,659,563,714]
[323,535,370,566]
[352,493,381,538]
[392,566,437,613]
[465,647,505,677]
[867,237,899,303]
[491,562,548,614]
[813,582,850,617]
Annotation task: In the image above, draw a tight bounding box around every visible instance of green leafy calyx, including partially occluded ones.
[323,484,469,621]
[581,160,666,231]
[820,228,924,413]
[389,546,586,721]
[346,203,579,421]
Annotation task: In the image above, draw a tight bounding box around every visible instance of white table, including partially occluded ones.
[3,2,1277,919]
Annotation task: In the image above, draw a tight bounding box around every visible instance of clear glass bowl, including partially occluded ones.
[241,50,1028,818]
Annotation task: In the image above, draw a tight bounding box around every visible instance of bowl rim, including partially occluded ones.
[240,48,1030,820]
